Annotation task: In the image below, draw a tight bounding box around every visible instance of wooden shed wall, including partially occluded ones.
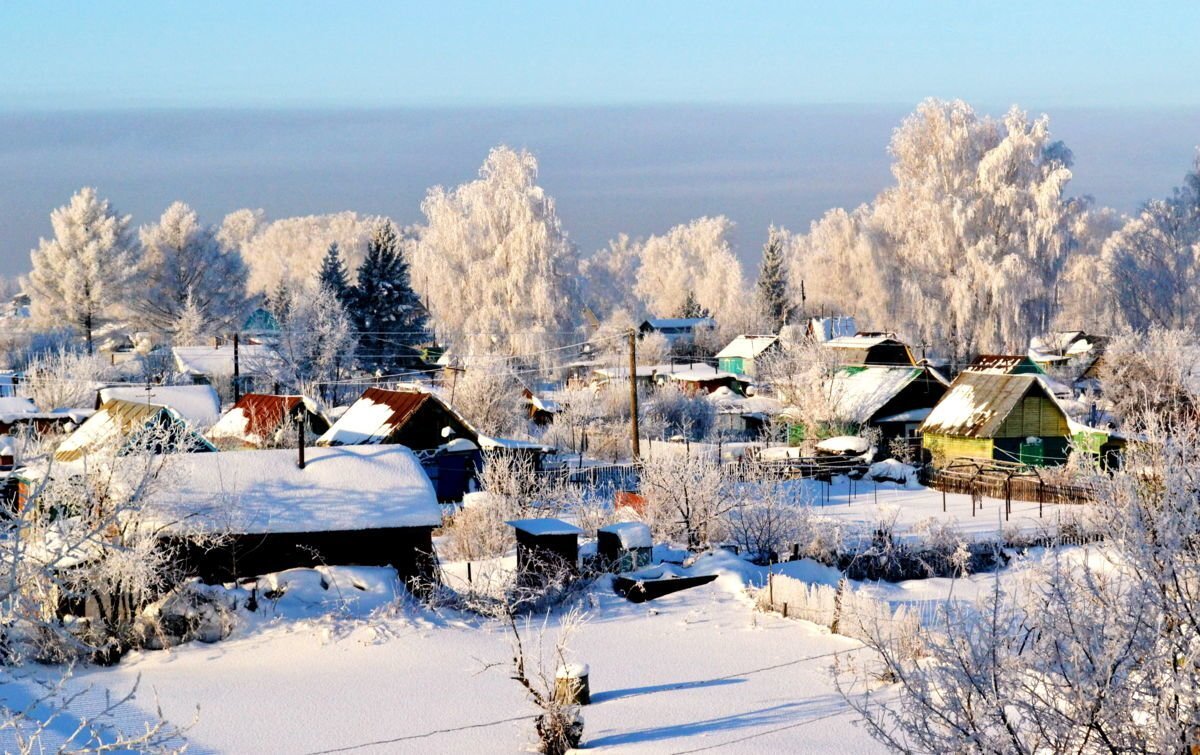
[924,434,993,465]
[995,396,1068,439]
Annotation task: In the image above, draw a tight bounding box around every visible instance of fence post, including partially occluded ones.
[941,486,946,513]
[1038,480,1044,518]
[783,602,789,619]
[768,572,774,608]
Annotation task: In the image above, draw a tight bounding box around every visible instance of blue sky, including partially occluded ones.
[4,1,1200,109]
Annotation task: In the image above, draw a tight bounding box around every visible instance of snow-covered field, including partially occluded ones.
[10,559,884,754]
[2,485,1091,754]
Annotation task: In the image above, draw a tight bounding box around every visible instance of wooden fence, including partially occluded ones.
[928,464,1100,506]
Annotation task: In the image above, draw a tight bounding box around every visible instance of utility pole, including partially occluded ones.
[628,330,640,460]
[233,332,241,403]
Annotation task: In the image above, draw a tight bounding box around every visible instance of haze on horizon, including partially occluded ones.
[1,1,1198,274]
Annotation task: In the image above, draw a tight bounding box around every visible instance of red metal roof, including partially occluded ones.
[232,394,302,440]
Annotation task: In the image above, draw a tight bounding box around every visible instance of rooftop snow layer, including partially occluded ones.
[506,518,584,536]
[715,335,779,359]
[99,384,222,429]
[827,366,923,424]
[143,445,442,535]
[173,344,281,377]
[598,521,652,549]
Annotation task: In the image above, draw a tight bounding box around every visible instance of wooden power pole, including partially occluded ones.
[232,332,241,403]
[628,330,640,460]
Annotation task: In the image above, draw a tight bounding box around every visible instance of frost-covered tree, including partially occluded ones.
[238,211,387,294]
[317,241,352,306]
[1100,156,1200,332]
[349,222,426,371]
[413,146,581,362]
[633,216,750,337]
[444,365,527,437]
[578,233,644,319]
[27,188,137,354]
[270,284,358,405]
[676,290,710,319]
[1052,203,1124,331]
[216,207,265,253]
[171,288,207,346]
[755,226,790,330]
[133,201,249,334]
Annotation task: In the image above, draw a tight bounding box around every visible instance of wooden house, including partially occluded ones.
[823,334,916,367]
[716,335,780,378]
[317,386,553,501]
[664,367,749,396]
[207,394,330,450]
[146,445,442,586]
[787,365,948,449]
[920,372,1071,467]
[507,518,583,579]
[55,399,216,463]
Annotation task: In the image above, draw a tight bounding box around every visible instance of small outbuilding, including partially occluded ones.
[507,518,583,579]
[823,334,916,367]
[716,335,780,378]
[55,399,216,463]
[597,522,653,572]
[920,372,1071,467]
[145,445,443,587]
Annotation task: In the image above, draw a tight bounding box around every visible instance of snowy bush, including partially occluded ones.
[724,482,812,563]
[639,454,733,550]
[20,346,114,411]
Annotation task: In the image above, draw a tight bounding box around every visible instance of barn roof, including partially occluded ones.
[55,399,215,462]
[640,317,716,331]
[208,394,316,447]
[141,445,442,536]
[920,372,1061,438]
[716,335,779,360]
[507,518,584,536]
[822,335,915,366]
[98,384,222,429]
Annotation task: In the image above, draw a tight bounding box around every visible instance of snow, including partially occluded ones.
[142,445,442,535]
[872,407,932,424]
[828,366,923,424]
[98,385,221,429]
[172,344,280,377]
[315,393,400,445]
[0,396,37,417]
[868,459,920,486]
[205,405,251,441]
[598,521,652,549]
[816,435,871,454]
[716,335,779,359]
[506,518,584,536]
[556,662,590,679]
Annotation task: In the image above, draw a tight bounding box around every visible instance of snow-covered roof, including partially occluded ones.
[872,407,933,424]
[0,396,39,420]
[640,317,716,331]
[316,386,471,447]
[142,445,442,536]
[921,372,1065,438]
[964,354,1044,375]
[598,521,652,549]
[98,384,222,429]
[826,366,926,425]
[816,436,871,455]
[208,394,318,448]
[667,369,745,384]
[55,399,215,462]
[173,344,281,378]
[716,335,779,360]
[707,390,784,416]
[506,518,584,536]
[825,334,893,349]
[593,362,713,380]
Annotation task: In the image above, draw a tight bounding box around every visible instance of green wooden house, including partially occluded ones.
[920,372,1071,467]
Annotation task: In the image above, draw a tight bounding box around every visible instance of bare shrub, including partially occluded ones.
[639,454,734,550]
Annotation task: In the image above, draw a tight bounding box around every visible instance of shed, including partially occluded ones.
[97,384,222,429]
[597,522,653,572]
[55,399,216,463]
[920,372,1071,467]
[507,518,583,578]
[207,394,330,449]
[0,397,92,436]
[317,386,477,449]
[822,334,916,367]
[143,445,442,586]
[716,335,780,377]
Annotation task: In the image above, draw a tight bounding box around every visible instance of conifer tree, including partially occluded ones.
[350,221,426,371]
[676,291,710,319]
[755,227,790,330]
[317,241,352,306]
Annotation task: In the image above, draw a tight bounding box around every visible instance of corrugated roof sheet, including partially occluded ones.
[920,372,1056,438]
[55,399,209,462]
[964,354,1043,375]
[316,387,434,446]
[208,394,304,447]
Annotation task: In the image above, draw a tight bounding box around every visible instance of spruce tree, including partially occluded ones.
[317,241,352,306]
[350,221,427,371]
[676,291,710,319]
[756,227,790,330]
